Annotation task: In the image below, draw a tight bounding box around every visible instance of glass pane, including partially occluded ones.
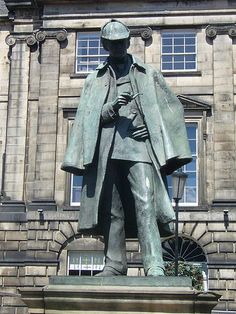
[174,46,184,53]
[162,55,172,62]
[163,46,173,53]
[174,38,184,45]
[89,48,98,55]
[89,40,98,48]
[186,159,196,172]
[185,45,195,53]
[185,37,195,45]
[186,187,196,203]
[186,62,196,70]
[186,172,196,186]
[174,55,184,62]
[162,38,172,45]
[187,124,197,139]
[174,62,184,70]
[185,55,196,62]
[162,62,173,70]
[189,140,196,154]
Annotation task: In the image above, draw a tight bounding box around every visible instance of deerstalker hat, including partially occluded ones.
[101,19,130,40]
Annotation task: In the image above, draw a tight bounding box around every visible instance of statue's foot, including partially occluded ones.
[95,267,127,277]
[146,267,165,276]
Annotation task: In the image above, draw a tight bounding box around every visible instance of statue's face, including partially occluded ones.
[104,39,130,58]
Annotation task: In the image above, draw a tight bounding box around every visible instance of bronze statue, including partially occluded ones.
[61,20,192,276]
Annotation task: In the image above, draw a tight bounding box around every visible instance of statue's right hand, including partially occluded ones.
[112,92,133,111]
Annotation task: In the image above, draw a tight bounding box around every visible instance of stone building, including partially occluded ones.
[0,0,235,313]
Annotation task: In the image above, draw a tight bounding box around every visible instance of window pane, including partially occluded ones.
[71,175,83,205]
[161,32,196,71]
[76,32,108,73]
[162,55,172,62]
[163,46,173,53]
[167,122,198,205]
[162,62,173,70]
[185,45,195,53]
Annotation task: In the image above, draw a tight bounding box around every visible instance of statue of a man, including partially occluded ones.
[61,20,192,276]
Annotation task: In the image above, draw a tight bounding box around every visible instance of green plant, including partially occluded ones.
[165,261,204,290]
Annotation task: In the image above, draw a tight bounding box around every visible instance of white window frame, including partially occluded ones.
[168,120,199,206]
[161,30,197,72]
[67,251,105,276]
[70,174,82,206]
[75,32,108,73]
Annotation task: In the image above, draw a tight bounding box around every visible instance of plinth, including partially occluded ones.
[19,276,220,314]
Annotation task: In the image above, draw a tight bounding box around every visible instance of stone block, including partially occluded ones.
[204,242,218,254]
[37,230,53,240]
[25,266,46,276]
[0,241,19,250]
[0,231,5,240]
[208,269,219,280]
[35,251,57,260]
[5,231,27,241]
[198,232,212,246]
[2,296,25,306]
[54,231,67,245]
[214,232,236,242]
[0,267,18,276]
[208,279,226,290]
[0,223,20,231]
[0,308,16,314]
[47,266,57,276]
[207,253,226,263]
[28,221,49,230]
[59,222,74,239]
[27,230,36,240]
[49,241,61,253]
[34,276,49,287]
[219,269,235,280]
[5,251,26,261]
[207,223,225,232]
[219,243,234,253]
[49,221,59,230]
[27,240,47,250]
[227,253,236,262]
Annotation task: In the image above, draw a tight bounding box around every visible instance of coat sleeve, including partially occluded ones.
[153,70,192,174]
[61,74,94,175]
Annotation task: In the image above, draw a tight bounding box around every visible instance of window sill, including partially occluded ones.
[70,73,89,79]
[162,71,202,77]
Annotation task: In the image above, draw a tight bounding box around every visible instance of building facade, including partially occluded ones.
[0,0,236,313]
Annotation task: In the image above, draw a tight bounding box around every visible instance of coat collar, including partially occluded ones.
[96,54,146,72]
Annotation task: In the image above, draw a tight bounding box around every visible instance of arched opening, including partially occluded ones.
[162,236,208,290]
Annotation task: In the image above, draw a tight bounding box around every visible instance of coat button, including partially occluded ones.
[130,109,137,114]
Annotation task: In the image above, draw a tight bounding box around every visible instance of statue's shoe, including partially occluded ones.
[146,267,165,276]
[95,268,127,277]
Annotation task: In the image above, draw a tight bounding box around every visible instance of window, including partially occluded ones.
[161,31,196,71]
[68,251,104,276]
[70,175,82,206]
[76,32,108,73]
[167,122,198,205]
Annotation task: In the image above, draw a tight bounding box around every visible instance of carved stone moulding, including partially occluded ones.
[130,27,153,41]
[206,24,236,39]
[5,29,68,47]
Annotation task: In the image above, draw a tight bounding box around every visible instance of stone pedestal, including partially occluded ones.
[19,276,220,314]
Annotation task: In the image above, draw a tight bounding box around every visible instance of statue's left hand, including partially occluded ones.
[130,124,149,140]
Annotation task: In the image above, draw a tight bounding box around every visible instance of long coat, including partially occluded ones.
[61,56,192,235]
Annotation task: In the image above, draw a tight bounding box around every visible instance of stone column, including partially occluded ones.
[212,34,236,200]
[4,41,30,200]
[33,38,60,200]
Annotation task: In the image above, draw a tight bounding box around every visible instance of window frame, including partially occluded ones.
[75,31,108,74]
[168,120,199,207]
[161,30,197,72]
